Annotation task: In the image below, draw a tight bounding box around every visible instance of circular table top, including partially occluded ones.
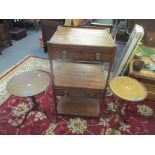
[7,70,50,97]
[109,76,147,102]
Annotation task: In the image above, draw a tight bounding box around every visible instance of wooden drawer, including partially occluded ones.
[129,74,155,101]
[134,77,155,85]
[55,88,103,98]
[48,47,114,62]
[143,84,155,101]
[147,89,155,101]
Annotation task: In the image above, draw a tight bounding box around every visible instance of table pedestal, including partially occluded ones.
[17,96,49,127]
[6,70,53,127]
[112,98,130,128]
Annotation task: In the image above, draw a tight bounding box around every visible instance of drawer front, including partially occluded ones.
[48,47,114,62]
[147,89,155,101]
[55,88,103,99]
[129,75,155,101]
[143,84,155,101]
[133,76,155,85]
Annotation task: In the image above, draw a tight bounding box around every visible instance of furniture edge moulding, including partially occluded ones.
[47,26,116,46]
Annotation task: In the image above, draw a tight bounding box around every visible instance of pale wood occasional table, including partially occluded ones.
[110,76,147,123]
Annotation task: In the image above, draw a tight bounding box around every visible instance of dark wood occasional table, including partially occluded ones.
[6,70,51,127]
[48,26,116,120]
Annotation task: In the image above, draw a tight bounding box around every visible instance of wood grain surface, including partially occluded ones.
[110,76,147,101]
[6,70,50,97]
[57,96,100,117]
[53,62,106,90]
[49,26,115,47]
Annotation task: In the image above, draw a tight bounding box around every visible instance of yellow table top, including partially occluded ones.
[110,76,147,102]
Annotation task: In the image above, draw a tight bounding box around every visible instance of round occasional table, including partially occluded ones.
[109,76,147,123]
[7,70,51,127]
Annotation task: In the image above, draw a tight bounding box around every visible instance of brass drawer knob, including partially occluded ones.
[96,52,101,60]
[62,50,68,58]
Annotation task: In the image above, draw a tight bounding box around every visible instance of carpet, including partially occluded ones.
[0,55,155,135]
